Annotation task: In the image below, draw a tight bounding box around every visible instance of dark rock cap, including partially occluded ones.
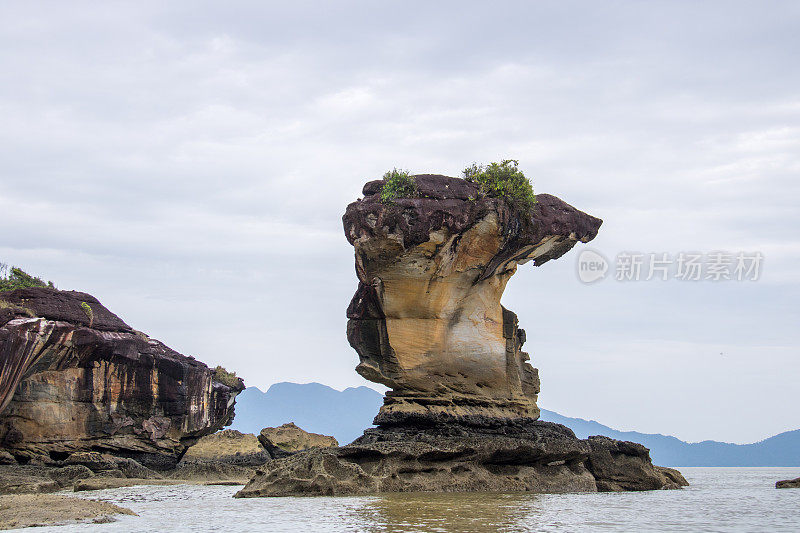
[344,173,602,278]
[0,288,131,332]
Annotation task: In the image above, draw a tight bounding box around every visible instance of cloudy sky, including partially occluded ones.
[1,1,798,444]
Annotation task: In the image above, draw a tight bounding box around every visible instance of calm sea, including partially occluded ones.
[30,467,799,532]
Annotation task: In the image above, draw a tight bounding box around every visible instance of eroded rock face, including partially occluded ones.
[0,288,243,469]
[343,175,601,423]
[236,420,687,497]
[238,421,595,497]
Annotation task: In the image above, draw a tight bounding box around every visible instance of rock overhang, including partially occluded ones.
[344,174,602,280]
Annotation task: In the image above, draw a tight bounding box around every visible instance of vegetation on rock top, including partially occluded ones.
[463,159,537,212]
[213,366,241,388]
[380,169,417,203]
[0,263,55,292]
[378,160,536,212]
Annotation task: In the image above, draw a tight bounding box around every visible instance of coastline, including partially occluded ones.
[4,468,793,532]
[0,494,136,530]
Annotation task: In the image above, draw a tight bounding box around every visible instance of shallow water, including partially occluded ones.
[28,467,800,532]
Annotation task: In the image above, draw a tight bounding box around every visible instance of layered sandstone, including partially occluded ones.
[343,174,600,424]
[237,421,687,497]
[237,173,687,497]
[0,288,243,469]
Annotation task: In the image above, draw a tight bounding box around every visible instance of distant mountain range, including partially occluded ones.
[230,383,799,466]
[229,382,383,445]
[538,409,799,467]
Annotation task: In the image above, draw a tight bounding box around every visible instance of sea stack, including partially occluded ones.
[236,173,687,496]
[344,174,600,424]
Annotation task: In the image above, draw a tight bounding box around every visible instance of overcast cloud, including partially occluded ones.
[1,1,798,443]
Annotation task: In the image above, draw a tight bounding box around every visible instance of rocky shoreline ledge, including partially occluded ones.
[237,417,686,497]
[237,173,688,497]
[0,425,339,496]
[0,423,339,528]
[0,494,136,530]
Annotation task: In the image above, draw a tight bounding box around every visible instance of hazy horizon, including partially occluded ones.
[2,1,798,444]
[239,381,796,446]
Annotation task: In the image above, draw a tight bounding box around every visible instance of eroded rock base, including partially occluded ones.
[235,419,687,497]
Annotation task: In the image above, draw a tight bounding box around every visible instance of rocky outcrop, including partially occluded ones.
[0,441,258,493]
[167,425,338,484]
[0,453,163,495]
[258,423,338,457]
[776,477,800,489]
[182,429,269,466]
[0,465,61,495]
[236,421,687,497]
[237,173,687,497]
[585,436,688,491]
[178,425,337,467]
[174,429,269,482]
[0,288,243,469]
[343,175,600,423]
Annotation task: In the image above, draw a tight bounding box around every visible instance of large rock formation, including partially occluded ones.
[0,288,243,469]
[237,420,688,497]
[344,175,600,424]
[237,173,687,497]
[181,429,269,466]
[168,425,339,484]
[170,429,268,483]
[258,423,338,457]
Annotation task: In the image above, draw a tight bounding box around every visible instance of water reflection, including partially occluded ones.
[28,469,800,533]
[350,492,540,533]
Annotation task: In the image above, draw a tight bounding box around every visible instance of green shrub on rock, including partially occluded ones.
[0,264,54,292]
[213,366,240,388]
[80,301,94,326]
[380,169,417,203]
[462,159,537,211]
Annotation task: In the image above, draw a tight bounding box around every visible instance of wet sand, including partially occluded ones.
[0,494,136,530]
